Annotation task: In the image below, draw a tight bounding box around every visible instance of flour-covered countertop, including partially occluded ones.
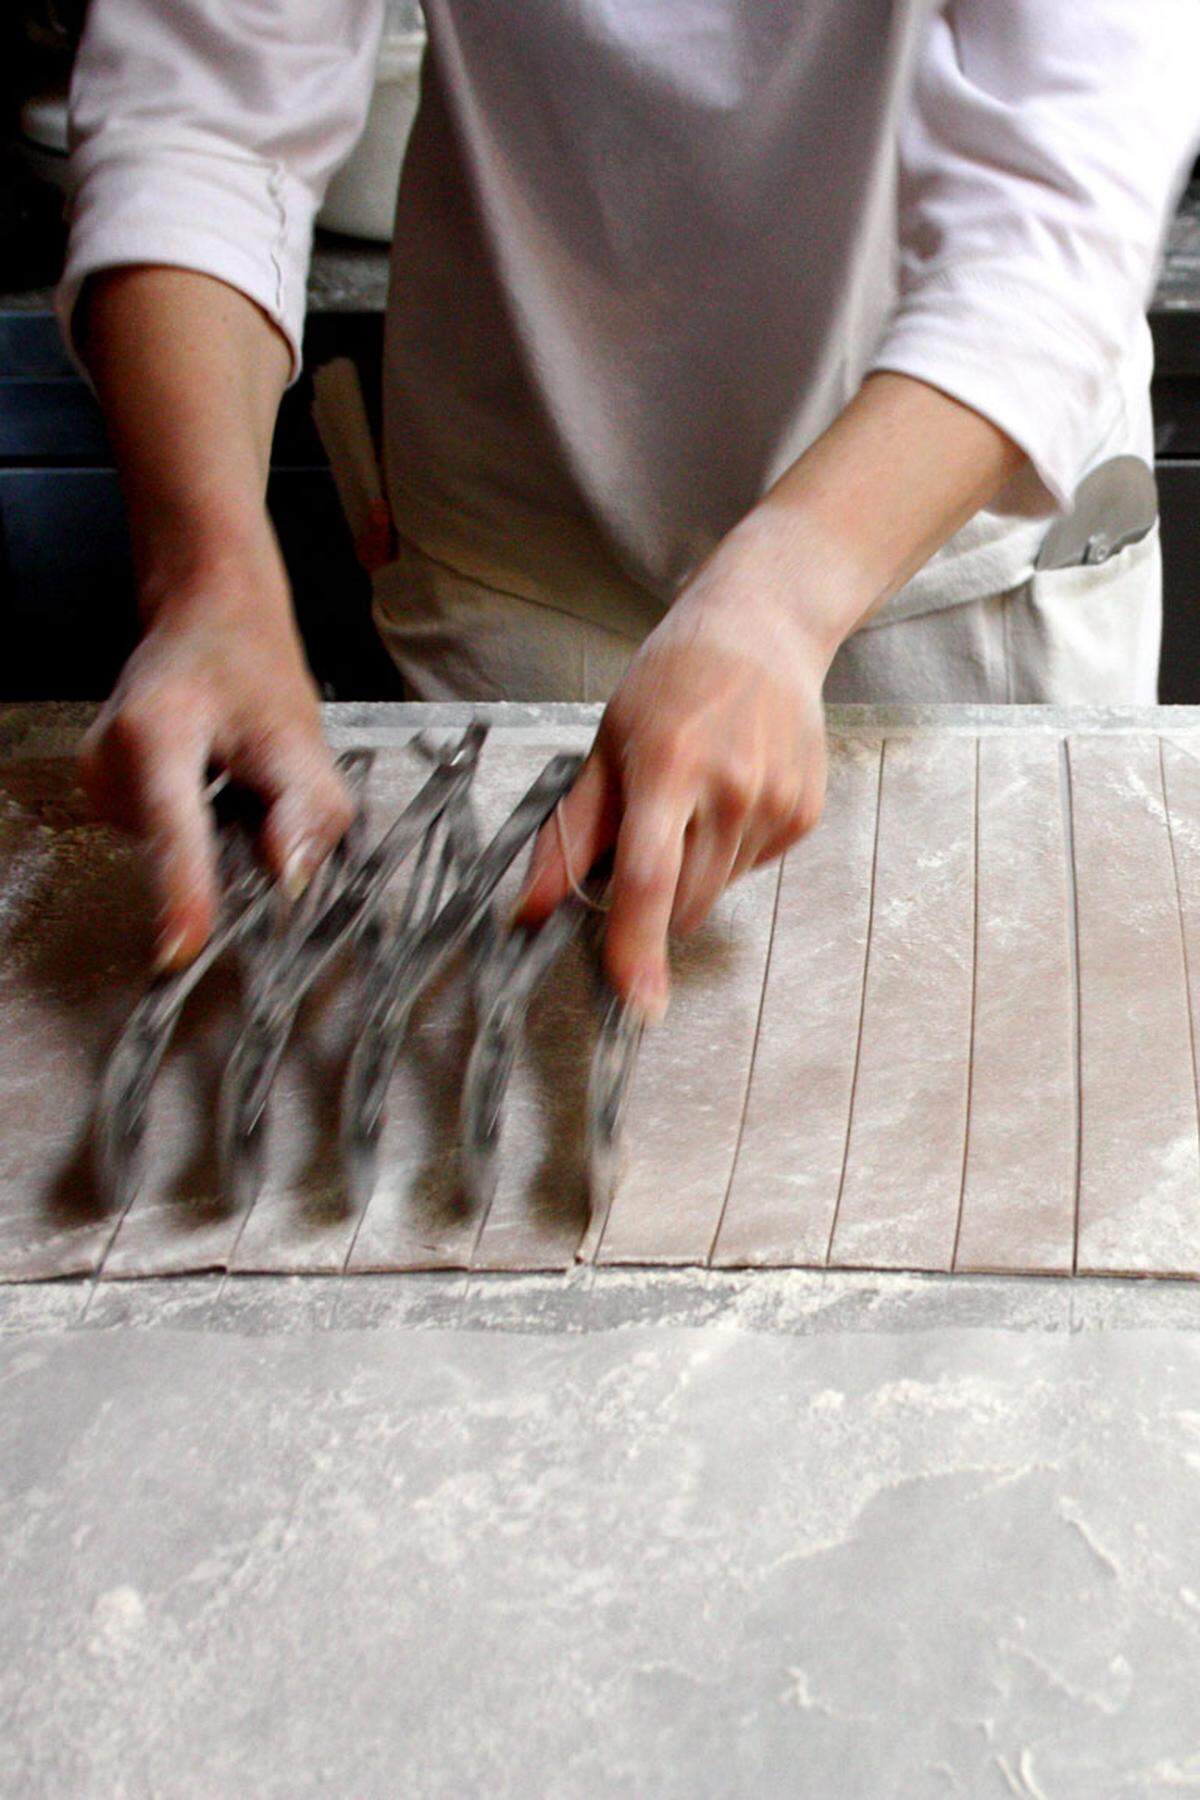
[7,1308,1200,1799]
[5,700,1200,1797]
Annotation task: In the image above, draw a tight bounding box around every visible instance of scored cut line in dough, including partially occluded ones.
[589,859,783,1267]
[6,727,1200,1283]
[1070,735,1200,1277]
[954,734,1076,1276]
[346,736,595,1273]
[827,734,976,1273]
[710,736,882,1268]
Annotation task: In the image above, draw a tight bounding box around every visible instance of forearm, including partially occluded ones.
[695,371,1026,665]
[80,265,292,615]
[76,265,351,967]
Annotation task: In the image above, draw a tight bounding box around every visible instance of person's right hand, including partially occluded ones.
[80,559,353,972]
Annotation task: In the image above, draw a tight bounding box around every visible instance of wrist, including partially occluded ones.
[689,503,878,672]
[133,503,289,629]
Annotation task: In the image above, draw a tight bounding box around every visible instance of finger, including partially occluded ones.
[726,798,821,888]
[670,809,743,936]
[79,704,156,836]
[511,753,618,926]
[604,787,690,1021]
[136,730,219,969]
[748,771,826,871]
[80,701,217,967]
[239,727,355,899]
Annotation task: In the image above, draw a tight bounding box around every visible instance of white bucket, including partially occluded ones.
[318,30,425,242]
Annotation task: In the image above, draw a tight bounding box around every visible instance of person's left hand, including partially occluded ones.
[511,528,833,1020]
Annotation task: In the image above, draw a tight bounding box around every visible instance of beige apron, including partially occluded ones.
[313,358,1162,709]
[371,522,1162,708]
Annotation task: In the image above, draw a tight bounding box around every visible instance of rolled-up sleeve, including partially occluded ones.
[58,0,384,378]
[870,0,1200,511]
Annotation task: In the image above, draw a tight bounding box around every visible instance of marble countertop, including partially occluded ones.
[0,227,392,320]
[304,231,391,314]
[1154,181,1200,313]
[7,698,1200,757]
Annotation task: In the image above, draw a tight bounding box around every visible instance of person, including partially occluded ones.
[60,0,1199,1020]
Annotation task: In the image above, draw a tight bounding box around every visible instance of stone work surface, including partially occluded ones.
[7,1319,1200,1797]
[6,713,1200,1281]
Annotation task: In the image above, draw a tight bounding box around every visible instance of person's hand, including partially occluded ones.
[80,553,353,972]
[513,530,832,1020]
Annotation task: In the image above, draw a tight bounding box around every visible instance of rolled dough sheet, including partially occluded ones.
[828,735,975,1272]
[0,760,158,1279]
[105,744,457,1277]
[464,934,598,1271]
[586,857,782,1266]
[710,736,881,1268]
[228,749,434,1275]
[1071,736,1200,1276]
[346,733,596,1272]
[7,721,1200,1284]
[1161,743,1200,1232]
[954,735,1076,1276]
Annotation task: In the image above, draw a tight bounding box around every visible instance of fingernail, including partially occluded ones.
[153,929,188,974]
[282,840,317,903]
[629,972,669,1025]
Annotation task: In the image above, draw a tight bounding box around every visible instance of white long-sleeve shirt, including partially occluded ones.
[60,1,1200,633]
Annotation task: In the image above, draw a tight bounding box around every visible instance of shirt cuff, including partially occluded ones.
[57,130,317,383]
[868,264,1129,516]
